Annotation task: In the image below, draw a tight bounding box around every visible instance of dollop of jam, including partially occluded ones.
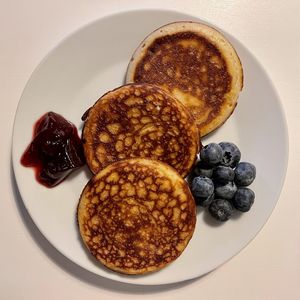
[21,112,85,188]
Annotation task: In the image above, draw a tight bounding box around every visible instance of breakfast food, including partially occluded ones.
[126,21,243,137]
[190,142,256,221]
[214,181,237,199]
[82,83,200,177]
[77,158,196,275]
[234,162,256,186]
[21,112,85,187]
[20,19,253,276]
[209,199,234,222]
[191,176,214,200]
[200,143,223,165]
[232,187,255,212]
[219,142,241,167]
[213,166,235,183]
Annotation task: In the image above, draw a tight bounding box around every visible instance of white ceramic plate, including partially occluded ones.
[12,9,288,285]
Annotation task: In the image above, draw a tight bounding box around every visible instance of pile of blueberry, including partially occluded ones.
[191,142,256,222]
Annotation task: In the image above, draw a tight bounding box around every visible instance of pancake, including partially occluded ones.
[126,21,243,137]
[82,83,200,177]
[77,158,196,275]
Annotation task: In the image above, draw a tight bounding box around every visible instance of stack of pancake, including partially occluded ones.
[77,21,243,275]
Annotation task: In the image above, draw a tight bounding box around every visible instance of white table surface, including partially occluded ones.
[1,0,299,299]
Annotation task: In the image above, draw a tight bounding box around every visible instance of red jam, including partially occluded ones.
[21,111,85,188]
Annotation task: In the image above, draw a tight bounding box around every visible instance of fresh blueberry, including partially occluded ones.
[191,176,214,198]
[213,166,235,183]
[234,162,256,186]
[195,193,215,207]
[209,199,234,222]
[200,143,223,166]
[214,181,237,199]
[193,160,214,178]
[219,142,241,168]
[233,187,255,212]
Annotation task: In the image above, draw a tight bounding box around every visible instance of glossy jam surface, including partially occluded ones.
[21,112,85,187]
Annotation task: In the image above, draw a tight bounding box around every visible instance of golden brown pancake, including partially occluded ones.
[77,158,196,275]
[126,21,243,137]
[82,83,200,177]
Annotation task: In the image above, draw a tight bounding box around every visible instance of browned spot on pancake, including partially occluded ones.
[83,84,199,177]
[133,32,232,129]
[77,159,196,274]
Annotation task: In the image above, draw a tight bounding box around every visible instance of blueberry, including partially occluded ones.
[234,162,256,186]
[213,166,235,183]
[193,160,214,178]
[195,193,215,207]
[191,176,214,198]
[209,199,233,222]
[233,187,255,212]
[219,142,241,168]
[215,181,237,199]
[200,143,223,166]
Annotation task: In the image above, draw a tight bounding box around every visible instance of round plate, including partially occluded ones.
[12,9,288,285]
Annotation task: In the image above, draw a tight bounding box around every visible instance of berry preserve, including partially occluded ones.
[21,112,85,187]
